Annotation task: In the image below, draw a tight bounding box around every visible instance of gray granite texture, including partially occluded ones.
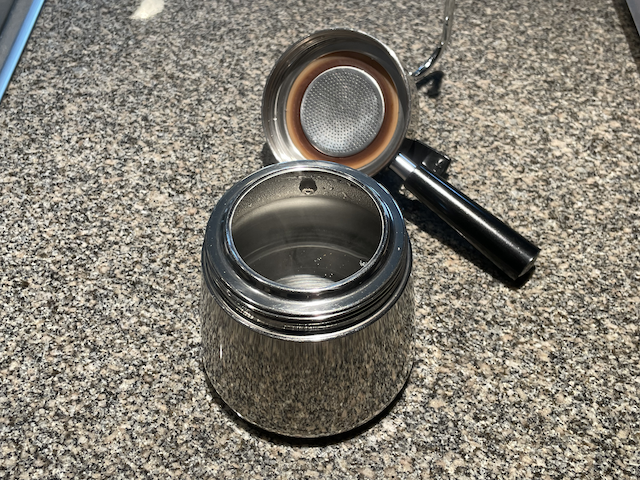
[1,0,639,478]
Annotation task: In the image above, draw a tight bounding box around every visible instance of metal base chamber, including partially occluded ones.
[200,161,414,437]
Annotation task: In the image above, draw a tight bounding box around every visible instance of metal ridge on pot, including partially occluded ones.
[201,161,414,437]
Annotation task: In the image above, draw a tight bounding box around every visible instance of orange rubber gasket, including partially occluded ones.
[285,51,400,171]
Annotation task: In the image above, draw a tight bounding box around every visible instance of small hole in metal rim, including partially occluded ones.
[299,177,317,195]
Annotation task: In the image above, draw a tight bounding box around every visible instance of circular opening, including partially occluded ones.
[284,51,401,171]
[300,66,385,157]
[230,171,384,290]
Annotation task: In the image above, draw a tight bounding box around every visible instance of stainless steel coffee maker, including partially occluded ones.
[202,0,541,439]
[262,0,539,281]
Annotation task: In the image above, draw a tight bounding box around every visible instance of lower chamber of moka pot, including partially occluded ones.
[201,161,414,437]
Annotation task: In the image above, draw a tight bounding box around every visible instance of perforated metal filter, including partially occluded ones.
[262,29,414,176]
[300,66,385,157]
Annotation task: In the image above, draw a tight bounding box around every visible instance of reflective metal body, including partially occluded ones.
[300,66,386,157]
[411,0,455,81]
[201,161,414,437]
[0,0,45,104]
[261,0,541,280]
[262,29,417,177]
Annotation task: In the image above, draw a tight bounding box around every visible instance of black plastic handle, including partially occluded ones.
[390,153,540,279]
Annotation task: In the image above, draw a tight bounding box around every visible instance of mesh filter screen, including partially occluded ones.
[300,66,385,157]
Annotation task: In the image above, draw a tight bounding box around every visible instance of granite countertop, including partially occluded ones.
[1,0,639,477]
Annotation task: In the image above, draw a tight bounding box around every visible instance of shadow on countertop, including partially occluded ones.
[373,167,537,289]
[260,142,536,289]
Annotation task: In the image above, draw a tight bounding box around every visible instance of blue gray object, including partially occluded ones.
[628,0,640,34]
[0,0,45,104]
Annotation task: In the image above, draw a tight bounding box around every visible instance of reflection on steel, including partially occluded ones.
[411,0,456,80]
[628,0,640,35]
[0,0,45,104]
[201,161,414,437]
[262,25,540,280]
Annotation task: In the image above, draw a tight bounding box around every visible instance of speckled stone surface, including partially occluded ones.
[1,0,638,478]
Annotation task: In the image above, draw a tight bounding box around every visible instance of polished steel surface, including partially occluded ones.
[262,12,541,280]
[201,161,414,437]
[262,28,414,177]
[232,186,383,289]
[0,0,45,104]
[411,0,456,81]
[628,0,640,35]
[300,66,385,157]
[201,275,414,438]
[261,1,458,172]
[0,1,14,31]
